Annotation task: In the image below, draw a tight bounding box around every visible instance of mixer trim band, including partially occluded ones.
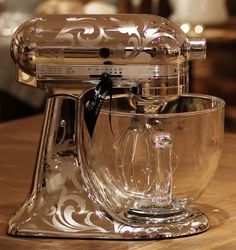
[36,64,186,79]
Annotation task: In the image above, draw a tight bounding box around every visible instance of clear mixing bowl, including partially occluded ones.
[80,93,225,226]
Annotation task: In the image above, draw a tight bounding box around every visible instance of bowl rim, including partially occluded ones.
[101,93,225,118]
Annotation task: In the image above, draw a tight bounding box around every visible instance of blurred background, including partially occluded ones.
[0,0,236,132]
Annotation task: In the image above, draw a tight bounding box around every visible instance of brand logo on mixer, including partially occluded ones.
[86,87,106,114]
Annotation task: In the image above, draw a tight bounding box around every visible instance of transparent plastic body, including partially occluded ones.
[8,14,216,239]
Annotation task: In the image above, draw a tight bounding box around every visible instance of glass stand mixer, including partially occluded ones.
[8,14,224,239]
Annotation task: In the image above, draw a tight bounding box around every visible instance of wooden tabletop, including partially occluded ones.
[0,115,236,249]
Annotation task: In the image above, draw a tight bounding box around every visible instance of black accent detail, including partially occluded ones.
[103,61,113,65]
[98,47,111,58]
[84,73,113,137]
[90,74,122,78]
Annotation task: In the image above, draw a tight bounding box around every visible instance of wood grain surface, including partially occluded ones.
[0,115,236,250]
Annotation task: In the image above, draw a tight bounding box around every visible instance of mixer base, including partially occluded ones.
[8,205,209,239]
